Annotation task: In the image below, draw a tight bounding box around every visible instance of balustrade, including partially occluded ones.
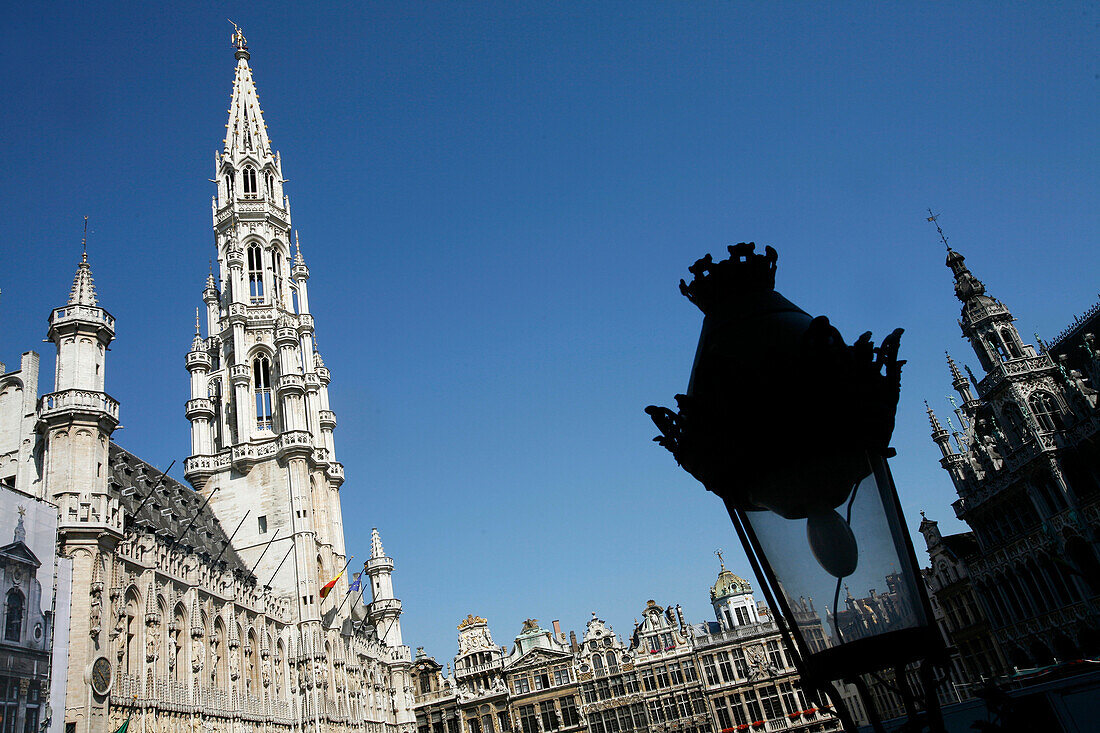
[39,389,119,420]
[50,304,115,328]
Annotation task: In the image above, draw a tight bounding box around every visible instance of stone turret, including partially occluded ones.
[41,251,121,538]
[366,528,403,647]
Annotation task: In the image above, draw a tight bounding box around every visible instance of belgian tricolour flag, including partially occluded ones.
[319,567,346,599]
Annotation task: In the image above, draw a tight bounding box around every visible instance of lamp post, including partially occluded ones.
[646,243,947,733]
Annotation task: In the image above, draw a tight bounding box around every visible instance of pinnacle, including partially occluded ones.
[925,401,944,433]
[192,308,204,350]
[371,528,385,559]
[68,257,98,306]
[946,352,964,382]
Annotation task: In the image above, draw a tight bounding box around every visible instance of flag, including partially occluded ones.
[348,572,361,593]
[319,567,346,599]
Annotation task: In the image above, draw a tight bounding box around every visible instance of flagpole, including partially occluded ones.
[328,571,361,620]
[166,486,219,554]
[212,509,250,566]
[248,528,282,575]
[266,544,296,588]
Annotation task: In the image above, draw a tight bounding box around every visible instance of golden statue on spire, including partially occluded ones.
[229,20,247,51]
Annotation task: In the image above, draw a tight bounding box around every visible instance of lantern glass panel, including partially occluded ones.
[739,451,930,675]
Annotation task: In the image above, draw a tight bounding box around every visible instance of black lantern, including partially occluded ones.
[647,244,947,732]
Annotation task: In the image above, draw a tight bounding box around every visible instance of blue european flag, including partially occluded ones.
[348,572,361,593]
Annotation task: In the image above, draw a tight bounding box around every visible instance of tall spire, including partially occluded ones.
[224,24,272,157]
[68,219,98,306]
[371,527,385,559]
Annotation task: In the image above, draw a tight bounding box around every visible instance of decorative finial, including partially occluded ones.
[677,243,778,315]
[714,548,725,571]
[195,308,201,335]
[81,216,88,263]
[926,209,950,250]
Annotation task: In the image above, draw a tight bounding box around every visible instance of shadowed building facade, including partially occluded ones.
[925,245,1100,670]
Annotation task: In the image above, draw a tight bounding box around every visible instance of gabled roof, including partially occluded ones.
[505,646,573,672]
[0,540,40,568]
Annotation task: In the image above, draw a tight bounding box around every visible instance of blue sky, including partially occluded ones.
[1,2,1097,662]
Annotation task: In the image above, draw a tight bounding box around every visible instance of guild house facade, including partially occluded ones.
[412,562,841,733]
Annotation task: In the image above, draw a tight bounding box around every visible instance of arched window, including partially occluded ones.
[1029,391,1064,432]
[243,166,258,196]
[591,653,603,673]
[265,172,274,199]
[172,605,187,682]
[4,589,23,642]
[224,172,234,203]
[606,651,619,673]
[254,357,273,430]
[247,245,265,304]
[1000,329,1023,359]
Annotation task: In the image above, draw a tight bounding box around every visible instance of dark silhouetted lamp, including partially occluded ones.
[647,244,946,732]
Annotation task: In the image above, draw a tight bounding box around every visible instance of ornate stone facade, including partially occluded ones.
[926,245,1100,669]
[414,565,841,733]
[0,29,416,733]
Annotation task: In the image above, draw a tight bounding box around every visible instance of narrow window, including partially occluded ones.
[266,172,274,199]
[258,515,267,534]
[254,356,273,430]
[243,166,258,196]
[208,378,222,448]
[271,250,284,305]
[4,590,23,641]
[224,172,234,202]
[247,245,265,304]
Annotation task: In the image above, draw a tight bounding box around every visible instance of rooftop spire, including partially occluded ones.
[371,527,385,559]
[68,217,98,306]
[224,24,272,157]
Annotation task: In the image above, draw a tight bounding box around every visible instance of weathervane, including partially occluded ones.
[81,215,89,263]
[714,548,725,570]
[926,208,950,250]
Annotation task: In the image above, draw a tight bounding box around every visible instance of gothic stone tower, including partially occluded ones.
[182,33,350,624]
